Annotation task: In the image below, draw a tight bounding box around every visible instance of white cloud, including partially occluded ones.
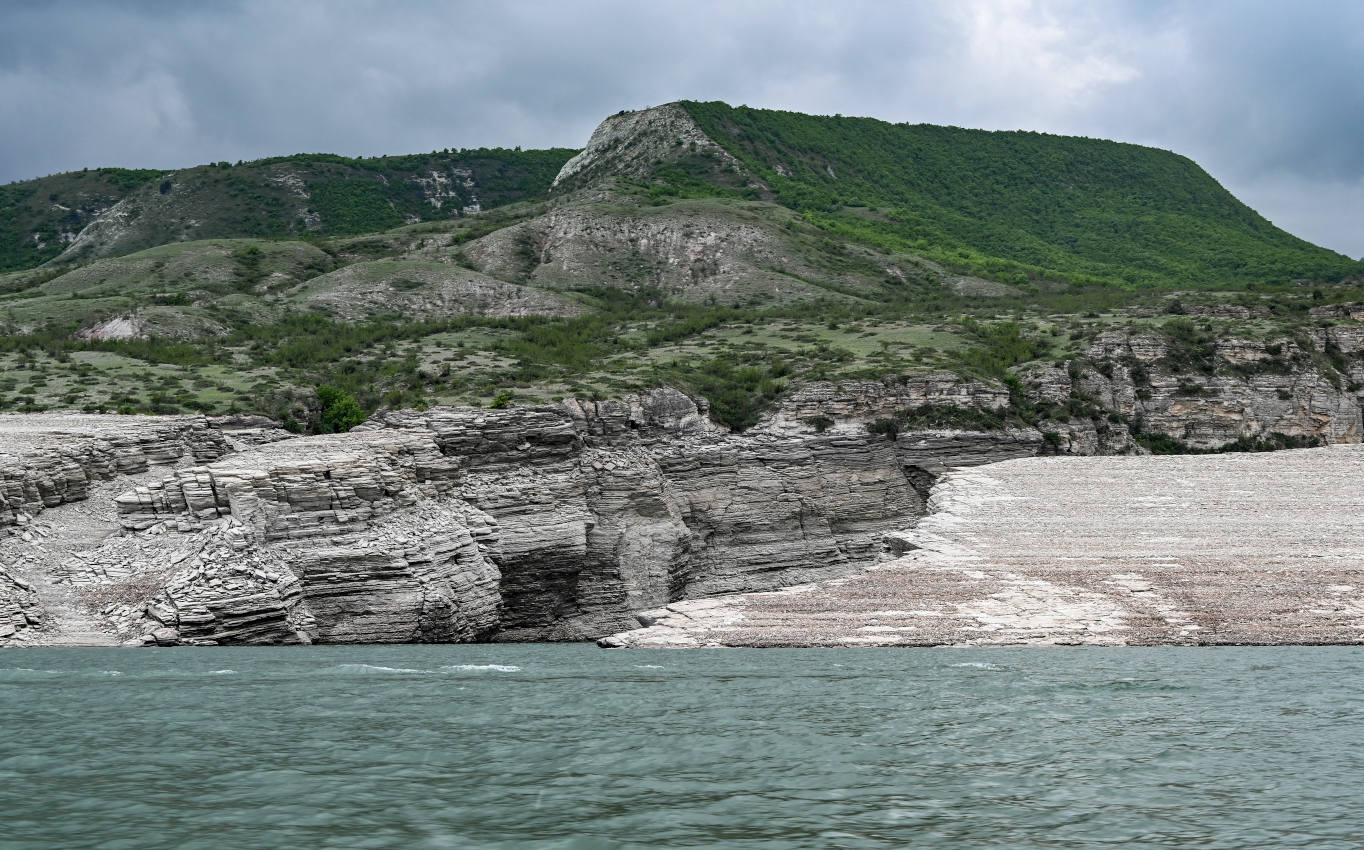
[955,0,1140,118]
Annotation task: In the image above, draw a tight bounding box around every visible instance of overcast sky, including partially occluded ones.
[2,0,1360,257]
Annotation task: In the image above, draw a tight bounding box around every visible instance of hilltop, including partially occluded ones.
[563,101,1357,288]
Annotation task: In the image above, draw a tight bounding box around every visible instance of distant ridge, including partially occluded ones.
[0,148,576,273]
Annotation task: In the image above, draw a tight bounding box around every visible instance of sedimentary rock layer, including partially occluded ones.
[8,386,1032,646]
[601,446,1364,647]
[90,390,954,645]
[6,337,1364,649]
[0,413,233,529]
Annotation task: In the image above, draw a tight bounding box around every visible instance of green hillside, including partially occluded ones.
[0,147,577,272]
[0,168,161,273]
[1,102,1362,435]
[679,101,1361,288]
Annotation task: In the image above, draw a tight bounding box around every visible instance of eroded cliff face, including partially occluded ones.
[0,414,290,644]
[0,414,232,529]
[1,384,1038,646]
[76,390,952,645]
[1046,328,1364,451]
[6,329,1364,648]
[766,330,1364,457]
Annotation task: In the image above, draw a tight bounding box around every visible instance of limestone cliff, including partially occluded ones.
[85,389,945,645]
[5,336,1364,648]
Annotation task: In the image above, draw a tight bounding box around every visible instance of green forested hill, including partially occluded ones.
[0,168,162,273]
[679,101,1361,288]
[0,147,577,272]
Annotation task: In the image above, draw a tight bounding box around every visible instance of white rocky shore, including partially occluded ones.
[601,446,1364,647]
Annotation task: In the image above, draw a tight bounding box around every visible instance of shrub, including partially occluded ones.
[805,415,834,432]
[867,418,900,440]
[316,385,366,433]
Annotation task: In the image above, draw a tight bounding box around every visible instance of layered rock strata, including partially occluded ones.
[5,385,1046,646]
[602,446,1364,647]
[0,413,232,529]
[0,414,292,644]
[89,389,963,645]
[7,333,1364,649]
[773,330,1364,455]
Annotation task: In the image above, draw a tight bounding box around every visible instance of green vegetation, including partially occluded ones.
[316,385,366,433]
[0,168,164,272]
[309,180,405,235]
[2,102,1363,442]
[680,101,1362,289]
[1134,431,1323,455]
[0,148,577,273]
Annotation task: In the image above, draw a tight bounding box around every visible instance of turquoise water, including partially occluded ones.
[2,646,1363,849]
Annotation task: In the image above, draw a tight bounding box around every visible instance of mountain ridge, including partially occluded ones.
[0,147,576,273]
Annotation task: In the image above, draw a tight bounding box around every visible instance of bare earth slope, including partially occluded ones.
[602,446,1364,647]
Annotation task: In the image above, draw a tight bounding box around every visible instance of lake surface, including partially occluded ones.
[2,646,1363,849]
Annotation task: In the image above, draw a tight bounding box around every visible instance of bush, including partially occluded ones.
[867,418,900,440]
[805,415,834,433]
[316,385,366,433]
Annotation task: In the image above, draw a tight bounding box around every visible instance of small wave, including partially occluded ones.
[98,670,123,677]
[634,665,665,669]
[207,669,236,675]
[335,664,426,674]
[442,664,521,672]
[949,662,1003,670]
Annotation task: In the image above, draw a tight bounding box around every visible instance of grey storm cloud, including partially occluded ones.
[1,0,1360,257]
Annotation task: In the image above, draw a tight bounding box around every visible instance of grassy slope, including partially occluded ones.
[2,103,1363,433]
[679,101,1362,288]
[0,148,577,273]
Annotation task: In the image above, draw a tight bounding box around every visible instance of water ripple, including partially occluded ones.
[2,645,1362,849]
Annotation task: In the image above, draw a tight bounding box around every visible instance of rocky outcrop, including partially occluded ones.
[551,104,746,191]
[464,201,883,305]
[765,329,1364,456]
[0,567,38,641]
[1052,329,1364,450]
[0,413,296,644]
[0,386,1034,646]
[44,429,503,646]
[601,446,1364,647]
[9,334,1364,649]
[293,260,583,321]
[761,376,1011,433]
[0,414,232,530]
[70,389,959,645]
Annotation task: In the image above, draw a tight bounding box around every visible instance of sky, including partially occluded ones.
[2,0,1360,258]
